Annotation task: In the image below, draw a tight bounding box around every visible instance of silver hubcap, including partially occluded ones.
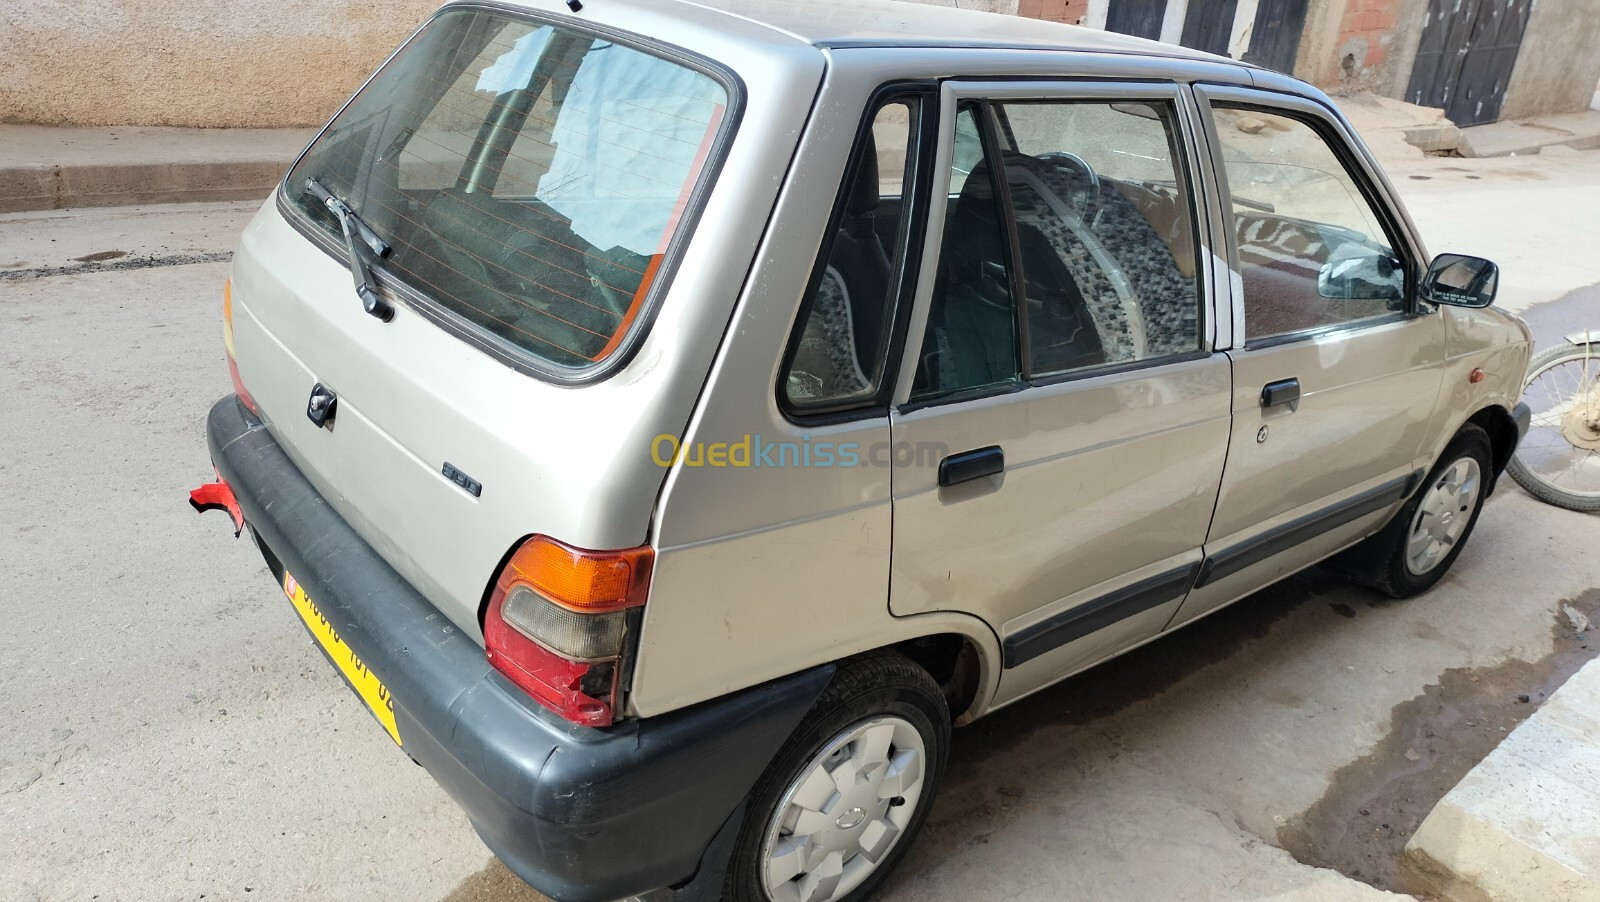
[760,716,926,902]
[1406,457,1481,576]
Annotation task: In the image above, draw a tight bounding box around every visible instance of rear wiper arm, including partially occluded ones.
[303,176,395,322]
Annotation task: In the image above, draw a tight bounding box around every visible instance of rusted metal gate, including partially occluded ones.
[1406,0,1533,126]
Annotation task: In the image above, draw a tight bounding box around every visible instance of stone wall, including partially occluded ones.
[0,0,442,128]
[1499,0,1600,121]
[3,0,1593,128]
[1019,0,1092,25]
[1293,0,1428,97]
[0,0,1028,128]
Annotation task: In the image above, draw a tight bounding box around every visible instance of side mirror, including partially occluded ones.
[1318,243,1404,301]
[1422,253,1498,308]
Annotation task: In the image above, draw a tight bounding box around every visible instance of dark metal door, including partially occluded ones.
[1180,0,1241,56]
[1106,0,1168,41]
[1240,0,1310,73]
[1406,0,1533,126]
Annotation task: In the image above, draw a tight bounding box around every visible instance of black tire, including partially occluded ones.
[1506,342,1600,512]
[1332,424,1494,599]
[724,653,949,902]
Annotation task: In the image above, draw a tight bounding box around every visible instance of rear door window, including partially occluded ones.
[996,99,1202,376]
[909,97,1203,399]
[285,10,730,370]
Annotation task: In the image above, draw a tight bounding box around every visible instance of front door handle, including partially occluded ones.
[1261,378,1300,409]
[939,445,1004,487]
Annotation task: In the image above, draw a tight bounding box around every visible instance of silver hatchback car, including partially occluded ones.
[193,1,1532,899]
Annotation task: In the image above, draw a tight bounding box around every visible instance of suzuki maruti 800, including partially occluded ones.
[193,1,1532,899]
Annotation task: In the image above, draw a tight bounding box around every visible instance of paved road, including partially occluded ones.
[3,149,1600,901]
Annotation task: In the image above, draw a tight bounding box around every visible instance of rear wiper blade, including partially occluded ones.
[303,176,395,322]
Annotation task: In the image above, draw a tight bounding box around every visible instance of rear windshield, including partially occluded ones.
[284,9,730,369]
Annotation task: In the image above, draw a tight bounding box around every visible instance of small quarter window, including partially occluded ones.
[783,99,917,411]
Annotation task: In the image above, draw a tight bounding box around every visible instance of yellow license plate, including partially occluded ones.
[283,571,402,746]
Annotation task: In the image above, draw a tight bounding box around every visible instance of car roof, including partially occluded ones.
[676,0,1239,63]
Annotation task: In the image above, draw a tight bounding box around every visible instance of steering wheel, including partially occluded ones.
[1037,151,1102,225]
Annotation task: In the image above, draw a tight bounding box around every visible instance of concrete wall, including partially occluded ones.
[1291,0,1428,97]
[1499,0,1600,120]
[1020,0,1092,25]
[0,0,442,127]
[0,0,1025,128]
[3,0,1593,128]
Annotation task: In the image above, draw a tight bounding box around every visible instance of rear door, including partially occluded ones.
[887,81,1233,708]
[1169,86,1445,627]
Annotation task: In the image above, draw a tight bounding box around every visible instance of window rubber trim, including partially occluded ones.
[978,99,1034,382]
[275,1,747,387]
[1240,310,1411,352]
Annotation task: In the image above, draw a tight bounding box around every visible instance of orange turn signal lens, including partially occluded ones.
[496,535,653,613]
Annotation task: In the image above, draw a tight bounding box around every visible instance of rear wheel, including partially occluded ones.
[724,654,949,902]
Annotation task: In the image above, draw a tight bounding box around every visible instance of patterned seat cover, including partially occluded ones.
[1003,153,1195,364]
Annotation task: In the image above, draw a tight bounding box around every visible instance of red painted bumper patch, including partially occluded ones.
[189,477,244,536]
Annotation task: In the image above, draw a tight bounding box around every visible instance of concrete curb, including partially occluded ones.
[0,160,294,214]
[0,125,314,214]
[1402,655,1600,901]
[1458,112,1600,158]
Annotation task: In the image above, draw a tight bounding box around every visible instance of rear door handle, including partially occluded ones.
[939,445,1004,487]
[1261,378,1300,409]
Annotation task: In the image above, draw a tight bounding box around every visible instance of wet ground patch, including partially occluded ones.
[1277,588,1600,892]
[0,250,230,281]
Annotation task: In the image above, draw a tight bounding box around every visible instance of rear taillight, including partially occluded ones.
[483,535,653,727]
[222,279,260,415]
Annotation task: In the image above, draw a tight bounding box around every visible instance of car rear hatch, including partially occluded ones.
[223,3,813,644]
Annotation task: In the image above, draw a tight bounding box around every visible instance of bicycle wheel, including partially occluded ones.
[1507,341,1600,512]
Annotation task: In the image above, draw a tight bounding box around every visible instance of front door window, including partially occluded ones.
[1211,105,1407,344]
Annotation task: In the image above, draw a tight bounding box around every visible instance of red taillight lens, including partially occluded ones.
[483,536,653,727]
[222,279,260,415]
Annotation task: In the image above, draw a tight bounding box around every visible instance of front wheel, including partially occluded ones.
[724,654,949,902]
[1328,424,1493,598]
[1507,342,1600,512]
[1373,425,1493,598]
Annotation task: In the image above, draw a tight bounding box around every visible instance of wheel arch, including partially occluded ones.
[892,632,987,726]
[1466,403,1519,482]
[868,617,1002,727]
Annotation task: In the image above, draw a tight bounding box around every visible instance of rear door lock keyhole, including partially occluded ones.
[307,383,338,429]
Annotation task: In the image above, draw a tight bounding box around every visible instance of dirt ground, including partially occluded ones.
[5,147,1600,901]
[1280,590,1600,891]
